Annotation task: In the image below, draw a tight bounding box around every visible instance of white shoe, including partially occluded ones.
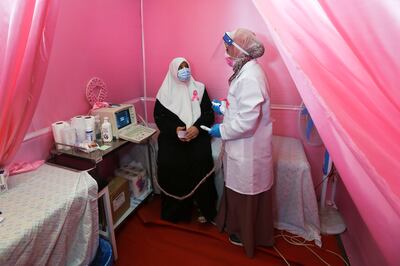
[197,215,207,223]
[229,234,243,246]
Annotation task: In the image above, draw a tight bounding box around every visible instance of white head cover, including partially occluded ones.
[156,57,205,128]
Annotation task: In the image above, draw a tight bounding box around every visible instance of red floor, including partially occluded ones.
[114,196,347,266]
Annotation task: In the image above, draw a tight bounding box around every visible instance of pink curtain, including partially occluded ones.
[0,0,60,168]
[252,0,400,265]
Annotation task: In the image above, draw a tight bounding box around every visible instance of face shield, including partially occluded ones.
[208,30,252,83]
[223,32,250,57]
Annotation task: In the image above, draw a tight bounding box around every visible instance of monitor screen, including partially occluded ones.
[115,108,132,129]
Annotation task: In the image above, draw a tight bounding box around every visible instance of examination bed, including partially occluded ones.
[0,164,99,265]
[212,135,321,246]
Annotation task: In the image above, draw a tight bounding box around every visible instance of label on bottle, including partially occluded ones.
[86,130,94,142]
[102,123,112,142]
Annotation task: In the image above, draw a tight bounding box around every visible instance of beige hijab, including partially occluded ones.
[227,28,265,83]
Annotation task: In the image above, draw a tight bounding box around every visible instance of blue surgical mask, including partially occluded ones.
[177,68,191,81]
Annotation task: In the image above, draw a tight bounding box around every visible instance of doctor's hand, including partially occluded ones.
[211,99,224,115]
[184,126,199,142]
[209,124,221,138]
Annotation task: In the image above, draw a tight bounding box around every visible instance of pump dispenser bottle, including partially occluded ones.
[101,117,113,142]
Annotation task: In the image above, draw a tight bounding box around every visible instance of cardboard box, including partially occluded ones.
[108,176,131,223]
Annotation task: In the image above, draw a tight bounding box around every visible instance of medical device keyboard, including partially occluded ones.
[119,125,156,143]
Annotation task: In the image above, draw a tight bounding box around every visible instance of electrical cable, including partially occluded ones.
[136,112,223,201]
[273,246,290,266]
[314,165,337,192]
[314,175,330,191]
[274,232,349,266]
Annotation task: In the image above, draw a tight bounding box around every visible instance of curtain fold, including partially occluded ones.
[252,0,400,265]
[0,0,60,168]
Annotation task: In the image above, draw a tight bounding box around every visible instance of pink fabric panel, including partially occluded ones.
[253,0,400,265]
[8,160,45,176]
[14,133,54,163]
[142,0,301,106]
[142,0,324,183]
[28,0,144,133]
[337,180,387,266]
[12,0,144,164]
[319,1,400,110]
[0,0,60,167]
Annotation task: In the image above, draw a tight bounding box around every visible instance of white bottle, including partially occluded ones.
[101,117,113,142]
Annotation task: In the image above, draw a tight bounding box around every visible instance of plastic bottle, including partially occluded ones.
[220,100,227,114]
[85,126,94,143]
[101,117,113,142]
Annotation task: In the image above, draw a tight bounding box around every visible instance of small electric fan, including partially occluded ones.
[298,104,323,146]
[299,104,346,235]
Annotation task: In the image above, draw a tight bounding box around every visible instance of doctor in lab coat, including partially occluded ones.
[209,28,274,257]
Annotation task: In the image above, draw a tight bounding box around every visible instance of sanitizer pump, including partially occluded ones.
[101,117,113,142]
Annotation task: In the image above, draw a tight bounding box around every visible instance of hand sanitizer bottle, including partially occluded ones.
[101,117,113,142]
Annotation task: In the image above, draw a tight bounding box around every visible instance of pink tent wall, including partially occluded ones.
[142,0,301,108]
[15,0,324,185]
[14,0,144,162]
[10,1,390,264]
[11,2,326,241]
[141,0,324,183]
[253,1,400,265]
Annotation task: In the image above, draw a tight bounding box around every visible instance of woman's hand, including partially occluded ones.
[176,126,186,142]
[184,126,199,142]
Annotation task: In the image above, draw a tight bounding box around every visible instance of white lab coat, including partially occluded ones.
[220,60,273,195]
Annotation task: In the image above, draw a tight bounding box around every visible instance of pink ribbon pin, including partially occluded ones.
[192,90,199,101]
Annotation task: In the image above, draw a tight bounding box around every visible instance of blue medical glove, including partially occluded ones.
[211,99,224,115]
[209,124,221,138]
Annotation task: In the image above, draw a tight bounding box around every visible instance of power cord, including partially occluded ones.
[136,112,222,201]
[273,232,349,266]
[314,165,337,192]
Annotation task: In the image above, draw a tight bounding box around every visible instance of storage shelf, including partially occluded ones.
[99,188,152,239]
[50,133,155,262]
[113,182,153,229]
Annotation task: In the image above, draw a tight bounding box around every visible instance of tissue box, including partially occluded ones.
[115,162,148,198]
[127,170,147,198]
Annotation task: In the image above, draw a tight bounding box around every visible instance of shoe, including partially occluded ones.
[229,234,243,246]
[197,215,207,223]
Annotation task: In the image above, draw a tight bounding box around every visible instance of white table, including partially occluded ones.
[0,164,99,265]
[272,136,321,246]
